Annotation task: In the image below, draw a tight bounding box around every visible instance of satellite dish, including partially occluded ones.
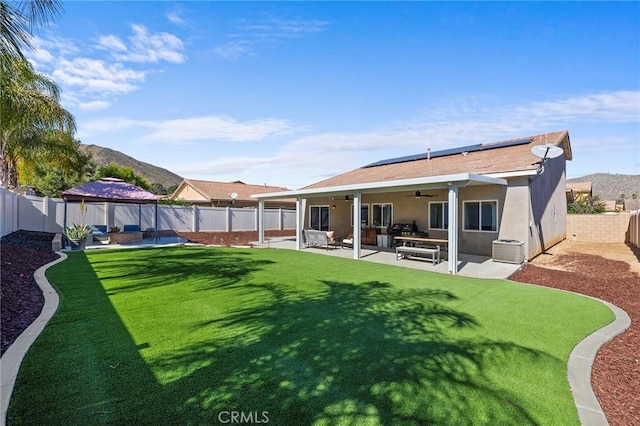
[531,143,564,160]
[229,192,238,200]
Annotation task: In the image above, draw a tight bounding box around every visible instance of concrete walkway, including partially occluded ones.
[252,236,523,279]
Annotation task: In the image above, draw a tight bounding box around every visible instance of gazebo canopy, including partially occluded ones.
[61,178,159,204]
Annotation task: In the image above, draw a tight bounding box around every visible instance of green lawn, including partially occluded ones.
[8,246,613,425]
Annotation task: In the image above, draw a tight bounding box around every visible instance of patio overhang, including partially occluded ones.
[252,173,508,274]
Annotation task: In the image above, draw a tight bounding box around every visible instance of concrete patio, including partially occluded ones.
[252,236,524,279]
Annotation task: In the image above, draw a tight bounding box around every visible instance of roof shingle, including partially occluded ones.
[304,130,571,189]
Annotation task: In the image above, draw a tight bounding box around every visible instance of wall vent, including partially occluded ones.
[492,239,525,264]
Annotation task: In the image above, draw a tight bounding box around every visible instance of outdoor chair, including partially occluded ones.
[91,225,108,243]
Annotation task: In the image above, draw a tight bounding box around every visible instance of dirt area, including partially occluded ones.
[510,240,640,426]
[531,239,640,274]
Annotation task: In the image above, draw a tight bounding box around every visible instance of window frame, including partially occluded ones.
[372,203,393,228]
[309,205,330,231]
[463,200,498,232]
[350,203,370,227]
[428,201,449,230]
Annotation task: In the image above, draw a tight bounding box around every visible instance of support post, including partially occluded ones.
[353,191,361,260]
[447,184,459,274]
[296,197,303,250]
[192,205,198,232]
[258,200,265,244]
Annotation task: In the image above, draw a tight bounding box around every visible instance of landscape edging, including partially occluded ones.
[0,252,66,426]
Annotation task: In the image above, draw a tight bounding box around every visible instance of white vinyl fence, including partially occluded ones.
[0,187,295,237]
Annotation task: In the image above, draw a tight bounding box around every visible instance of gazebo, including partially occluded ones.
[61,177,159,244]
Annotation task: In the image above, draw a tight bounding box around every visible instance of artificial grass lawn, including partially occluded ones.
[8,246,613,425]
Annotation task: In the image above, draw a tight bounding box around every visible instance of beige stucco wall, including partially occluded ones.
[527,155,568,259]
[302,166,567,260]
[566,211,631,243]
[174,185,208,202]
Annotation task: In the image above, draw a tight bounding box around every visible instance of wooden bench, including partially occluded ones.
[396,246,440,265]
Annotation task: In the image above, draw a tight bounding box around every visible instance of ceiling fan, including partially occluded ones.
[413,190,435,198]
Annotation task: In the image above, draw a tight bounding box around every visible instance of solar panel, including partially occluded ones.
[363,137,533,168]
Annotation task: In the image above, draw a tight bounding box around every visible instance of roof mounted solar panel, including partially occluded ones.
[363,137,533,168]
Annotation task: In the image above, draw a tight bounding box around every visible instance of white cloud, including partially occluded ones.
[78,100,112,111]
[96,34,127,52]
[111,24,186,64]
[287,91,640,157]
[214,42,251,60]
[215,16,329,59]
[166,10,187,25]
[52,57,145,94]
[143,115,294,143]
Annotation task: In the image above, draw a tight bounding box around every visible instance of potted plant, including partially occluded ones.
[109,226,121,233]
[66,223,93,250]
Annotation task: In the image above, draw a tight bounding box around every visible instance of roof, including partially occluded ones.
[304,130,571,190]
[62,178,159,204]
[173,179,291,202]
[566,181,592,193]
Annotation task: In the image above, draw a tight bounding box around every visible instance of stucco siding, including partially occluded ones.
[458,185,506,257]
[527,155,567,259]
[498,177,531,257]
[175,185,208,202]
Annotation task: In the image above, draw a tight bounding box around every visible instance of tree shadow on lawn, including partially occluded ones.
[11,251,561,425]
[154,280,547,425]
[90,247,276,295]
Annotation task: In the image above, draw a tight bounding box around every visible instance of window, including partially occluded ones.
[372,203,393,227]
[351,204,369,226]
[464,201,498,232]
[309,205,329,231]
[429,202,449,230]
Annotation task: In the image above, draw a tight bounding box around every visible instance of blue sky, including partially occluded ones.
[29,1,639,189]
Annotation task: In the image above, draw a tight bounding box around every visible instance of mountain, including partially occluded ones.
[567,173,640,210]
[80,144,183,190]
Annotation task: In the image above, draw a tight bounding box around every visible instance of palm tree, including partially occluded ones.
[0,0,76,189]
[1,54,76,188]
[1,0,63,62]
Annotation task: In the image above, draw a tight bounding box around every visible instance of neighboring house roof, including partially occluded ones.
[62,178,159,204]
[304,130,571,189]
[566,182,592,193]
[172,179,292,203]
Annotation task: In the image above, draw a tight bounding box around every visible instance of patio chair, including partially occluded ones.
[342,233,353,249]
[90,225,108,243]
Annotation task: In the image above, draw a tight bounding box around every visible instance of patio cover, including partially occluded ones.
[251,173,508,274]
[61,177,159,204]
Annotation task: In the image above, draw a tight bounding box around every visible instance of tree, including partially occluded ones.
[1,54,77,188]
[1,0,74,189]
[568,195,606,214]
[23,149,94,197]
[95,163,151,190]
[1,0,63,62]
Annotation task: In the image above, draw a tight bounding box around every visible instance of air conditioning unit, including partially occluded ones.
[492,239,524,264]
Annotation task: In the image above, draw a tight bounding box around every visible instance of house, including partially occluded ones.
[170,179,295,209]
[252,130,572,274]
[565,181,592,204]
